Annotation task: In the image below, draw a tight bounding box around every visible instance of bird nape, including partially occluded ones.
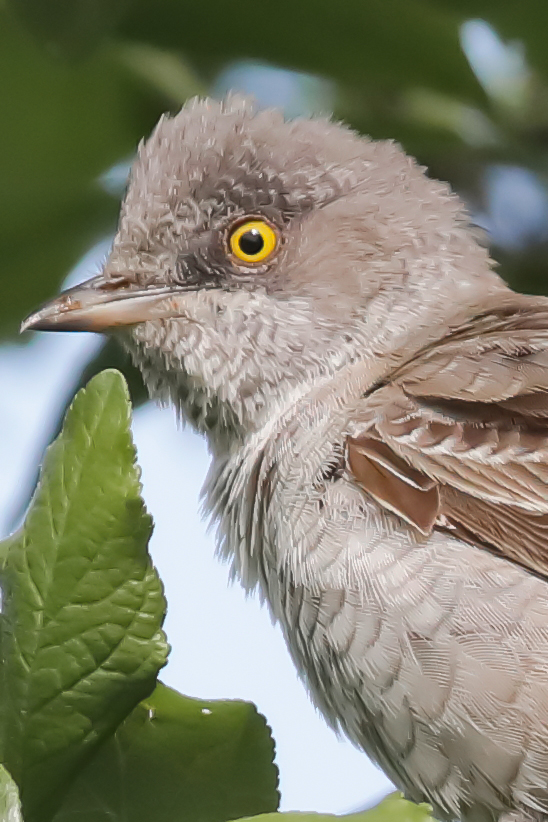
[22,95,548,822]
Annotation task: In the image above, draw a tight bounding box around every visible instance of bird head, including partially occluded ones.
[22,95,505,449]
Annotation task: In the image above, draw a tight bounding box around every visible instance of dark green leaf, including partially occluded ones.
[0,765,23,822]
[6,0,129,58]
[234,793,433,822]
[0,370,169,822]
[0,9,161,337]
[54,682,280,822]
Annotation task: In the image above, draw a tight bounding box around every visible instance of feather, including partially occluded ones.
[349,300,548,578]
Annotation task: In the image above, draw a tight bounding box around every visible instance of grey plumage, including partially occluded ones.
[22,95,548,822]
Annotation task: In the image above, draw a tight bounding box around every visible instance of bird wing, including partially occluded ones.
[348,297,548,578]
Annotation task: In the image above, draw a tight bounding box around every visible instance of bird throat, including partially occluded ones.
[121,327,244,450]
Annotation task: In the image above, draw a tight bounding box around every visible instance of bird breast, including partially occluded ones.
[205,381,548,822]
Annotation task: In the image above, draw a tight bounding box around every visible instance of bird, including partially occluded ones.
[22,95,548,822]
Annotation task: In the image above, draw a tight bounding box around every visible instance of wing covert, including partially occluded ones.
[348,299,548,578]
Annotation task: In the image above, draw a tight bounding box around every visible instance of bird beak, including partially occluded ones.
[20,274,186,334]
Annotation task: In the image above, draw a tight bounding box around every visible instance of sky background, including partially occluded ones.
[2,21,546,813]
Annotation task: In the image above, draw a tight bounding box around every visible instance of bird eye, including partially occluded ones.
[228,219,278,264]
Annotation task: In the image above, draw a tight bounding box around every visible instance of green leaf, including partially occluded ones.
[234,793,433,822]
[53,682,280,822]
[0,369,169,822]
[0,766,23,822]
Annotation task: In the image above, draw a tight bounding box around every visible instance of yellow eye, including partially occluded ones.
[229,219,278,264]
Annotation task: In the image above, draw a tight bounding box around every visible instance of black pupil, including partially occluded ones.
[239,228,264,256]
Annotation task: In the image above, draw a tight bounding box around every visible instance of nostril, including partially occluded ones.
[99,276,133,292]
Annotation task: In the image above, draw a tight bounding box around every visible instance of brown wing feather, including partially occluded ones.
[348,436,440,534]
[375,390,548,511]
[348,299,548,579]
[440,487,548,581]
